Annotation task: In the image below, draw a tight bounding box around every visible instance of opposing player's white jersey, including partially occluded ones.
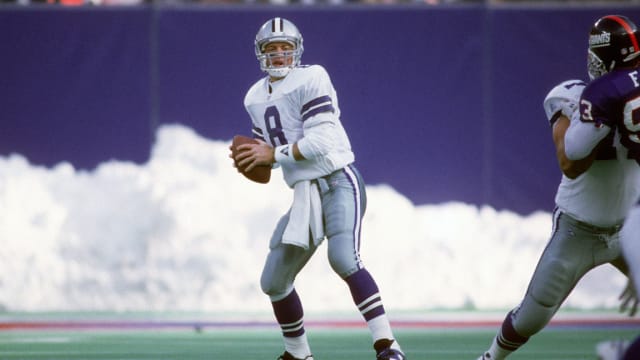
[244,65,354,187]
[545,80,640,227]
[555,146,640,227]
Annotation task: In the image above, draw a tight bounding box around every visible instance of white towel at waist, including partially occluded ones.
[282,180,325,249]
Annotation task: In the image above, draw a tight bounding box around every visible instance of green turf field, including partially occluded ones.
[1,327,637,359]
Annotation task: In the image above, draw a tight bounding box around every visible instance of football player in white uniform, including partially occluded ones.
[231,17,406,360]
[475,75,640,359]
[562,15,640,360]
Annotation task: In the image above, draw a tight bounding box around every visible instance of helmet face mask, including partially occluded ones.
[260,49,297,77]
[587,48,609,80]
[255,18,304,78]
[587,15,640,80]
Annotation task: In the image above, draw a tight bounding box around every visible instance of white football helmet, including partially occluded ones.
[543,79,586,124]
[254,17,304,78]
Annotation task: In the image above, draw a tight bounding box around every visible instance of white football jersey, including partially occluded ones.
[244,65,354,187]
[543,79,586,124]
[555,148,640,227]
[545,82,640,227]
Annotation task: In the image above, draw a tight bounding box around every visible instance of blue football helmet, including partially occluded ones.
[588,15,640,80]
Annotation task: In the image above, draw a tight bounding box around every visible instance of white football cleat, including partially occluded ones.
[596,340,630,360]
[476,352,492,360]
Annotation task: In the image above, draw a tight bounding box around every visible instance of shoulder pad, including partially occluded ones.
[543,80,587,123]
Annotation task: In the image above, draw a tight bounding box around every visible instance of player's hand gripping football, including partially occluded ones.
[231,139,274,172]
[228,135,273,184]
[619,277,638,317]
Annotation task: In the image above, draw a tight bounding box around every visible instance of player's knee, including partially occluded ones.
[328,255,355,278]
[259,275,273,296]
[261,280,290,299]
[512,296,557,336]
[327,237,360,278]
[329,259,359,279]
[260,272,289,298]
[529,259,571,307]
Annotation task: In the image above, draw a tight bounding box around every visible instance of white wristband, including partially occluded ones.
[275,144,296,164]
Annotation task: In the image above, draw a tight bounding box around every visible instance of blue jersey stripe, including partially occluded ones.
[302,104,334,121]
[301,95,332,113]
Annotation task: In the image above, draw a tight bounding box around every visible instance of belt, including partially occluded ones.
[561,212,623,235]
[315,165,355,193]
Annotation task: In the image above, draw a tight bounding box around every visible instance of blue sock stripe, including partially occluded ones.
[360,298,383,314]
[281,319,305,337]
[357,292,385,322]
[345,269,387,321]
[280,318,304,331]
[346,269,380,303]
[497,310,529,351]
[357,293,382,311]
[497,334,522,351]
[362,305,385,321]
[282,327,305,338]
[272,289,306,338]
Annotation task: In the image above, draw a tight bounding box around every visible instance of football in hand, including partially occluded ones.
[231,135,271,184]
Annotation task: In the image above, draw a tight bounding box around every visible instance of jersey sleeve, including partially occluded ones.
[564,110,611,160]
[297,112,336,159]
[580,80,617,128]
[543,80,586,125]
[300,65,336,121]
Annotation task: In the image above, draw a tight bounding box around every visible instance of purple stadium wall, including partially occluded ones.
[2,5,636,214]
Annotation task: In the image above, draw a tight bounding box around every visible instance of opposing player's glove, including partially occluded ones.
[543,79,587,125]
[619,277,638,317]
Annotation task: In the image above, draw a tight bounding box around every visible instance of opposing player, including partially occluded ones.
[476,15,640,357]
[611,204,640,360]
[560,14,640,360]
[230,17,406,360]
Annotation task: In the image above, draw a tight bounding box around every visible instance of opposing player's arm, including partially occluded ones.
[564,110,612,160]
[617,272,639,317]
[544,80,596,178]
[552,114,596,179]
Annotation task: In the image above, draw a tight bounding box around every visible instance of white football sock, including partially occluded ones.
[284,334,312,358]
[368,315,401,351]
[487,336,513,360]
